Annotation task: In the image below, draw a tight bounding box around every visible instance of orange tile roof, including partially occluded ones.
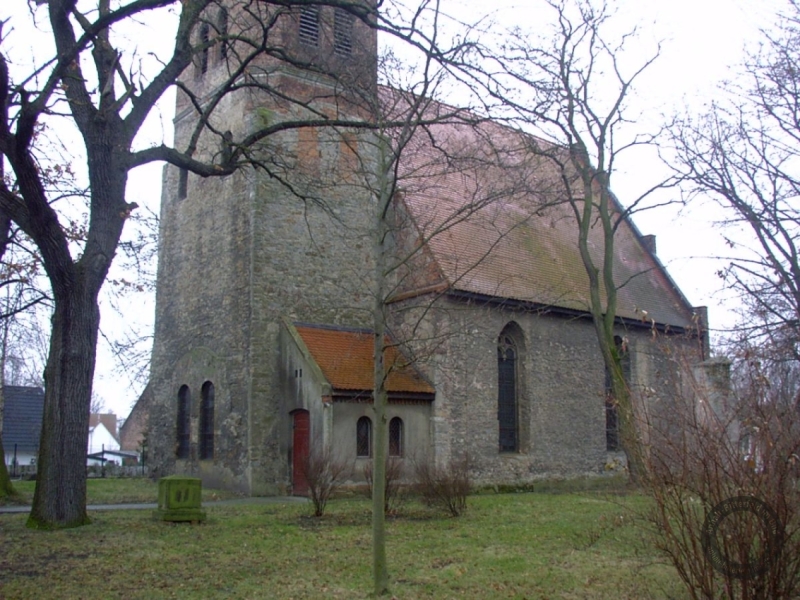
[294,324,435,395]
[394,116,697,329]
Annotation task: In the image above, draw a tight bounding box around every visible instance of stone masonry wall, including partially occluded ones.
[149,62,379,493]
[245,123,377,493]
[393,294,696,486]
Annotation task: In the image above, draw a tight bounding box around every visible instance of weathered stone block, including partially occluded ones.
[153,475,206,522]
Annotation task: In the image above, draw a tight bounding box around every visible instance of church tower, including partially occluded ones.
[148,2,379,494]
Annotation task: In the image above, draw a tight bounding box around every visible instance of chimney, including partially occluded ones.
[693,306,709,360]
[642,234,657,255]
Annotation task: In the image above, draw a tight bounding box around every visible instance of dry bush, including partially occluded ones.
[413,453,471,517]
[363,457,406,514]
[301,447,349,517]
[644,364,800,599]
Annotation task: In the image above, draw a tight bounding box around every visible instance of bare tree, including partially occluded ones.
[342,55,474,597]
[644,349,800,599]
[363,456,405,514]
[669,0,800,364]
[413,452,471,517]
[0,0,465,529]
[98,204,160,400]
[300,445,348,517]
[89,392,105,415]
[463,0,684,481]
[265,13,540,587]
[341,51,541,595]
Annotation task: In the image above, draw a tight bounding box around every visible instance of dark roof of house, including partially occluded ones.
[2,386,45,453]
[294,323,435,395]
[394,116,697,330]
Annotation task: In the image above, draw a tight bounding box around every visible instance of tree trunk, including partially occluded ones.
[605,337,645,483]
[371,330,388,595]
[27,287,99,529]
[574,165,645,484]
[371,132,391,596]
[0,282,17,499]
[371,258,389,594]
[0,434,15,499]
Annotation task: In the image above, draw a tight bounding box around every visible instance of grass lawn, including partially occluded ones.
[1,477,243,506]
[0,491,688,599]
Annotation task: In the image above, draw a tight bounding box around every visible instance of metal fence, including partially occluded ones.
[6,463,151,479]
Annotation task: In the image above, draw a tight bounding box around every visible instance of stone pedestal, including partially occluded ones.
[153,475,206,522]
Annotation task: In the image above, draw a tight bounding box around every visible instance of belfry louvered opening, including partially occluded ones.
[299,7,320,46]
[334,8,354,56]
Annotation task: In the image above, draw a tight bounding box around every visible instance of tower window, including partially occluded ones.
[178,168,188,200]
[389,417,404,457]
[200,381,215,460]
[334,9,354,56]
[176,385,191,459]
[217,8,229,61]
[199,22,211,74]
[299,7,320,47]
[356,416,372,458]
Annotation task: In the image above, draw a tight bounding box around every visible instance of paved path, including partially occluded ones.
[0,496,307,515]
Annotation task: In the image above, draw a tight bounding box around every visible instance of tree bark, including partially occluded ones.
[573,165,645,484]
[371,133,391,596]
[0,434,15,499]
[0,327,17,499]
[27,286,99,529]
[371,325,389,595]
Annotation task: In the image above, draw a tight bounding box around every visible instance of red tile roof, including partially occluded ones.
[294,324,435,395]
[89,413,119,440]
[395,117,697,329]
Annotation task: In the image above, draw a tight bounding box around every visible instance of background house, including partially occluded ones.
[2,386,45,473]
[87,413,121,466]
[119,383,150,457]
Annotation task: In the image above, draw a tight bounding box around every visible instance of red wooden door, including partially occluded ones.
[291,410,310,496]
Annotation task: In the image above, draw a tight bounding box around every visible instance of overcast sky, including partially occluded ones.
[2,0,789,419]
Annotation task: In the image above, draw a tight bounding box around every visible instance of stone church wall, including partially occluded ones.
[148,75,380,493]
[146,0,700,494]
[392,294,696,486]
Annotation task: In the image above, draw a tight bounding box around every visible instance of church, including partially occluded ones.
[142,2,706,495]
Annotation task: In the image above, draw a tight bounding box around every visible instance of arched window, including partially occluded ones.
[498,332,518,452]
[356,416,372,458]
[177,168,188,200]
[389,417,404,457]
[176,385,191,459]
[199,381,215,460]
[298,7,320,46]
[605,336,631,451]
[334,8,354,56]
[199,22,210,74]
[217,8,228,61]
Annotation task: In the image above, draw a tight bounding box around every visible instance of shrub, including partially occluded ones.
[644,363,800,599]
[363,457,405,514]
[413,453,471,517]
[301,447,349,517]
